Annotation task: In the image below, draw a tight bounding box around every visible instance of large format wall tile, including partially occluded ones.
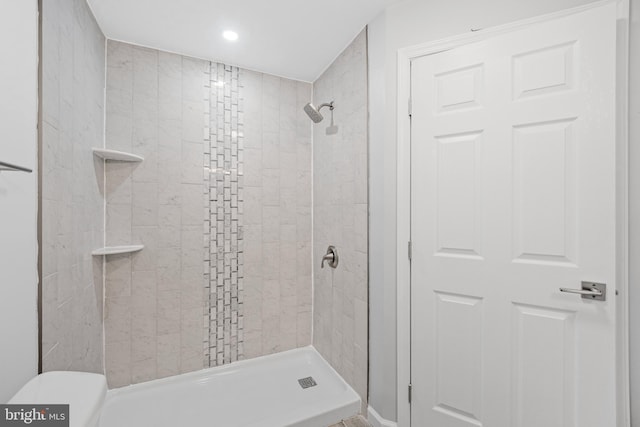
[41,0,105,374]
[241,70,313,360]
[312,29,369,413]
[104,42,208,387]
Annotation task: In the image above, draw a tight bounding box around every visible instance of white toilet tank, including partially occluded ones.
[9,371,107,427]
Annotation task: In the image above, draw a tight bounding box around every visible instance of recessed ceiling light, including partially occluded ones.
[223,30,238,41]
[214,81,225,87]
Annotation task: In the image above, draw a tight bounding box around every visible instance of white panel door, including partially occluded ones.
[410,4,617,427]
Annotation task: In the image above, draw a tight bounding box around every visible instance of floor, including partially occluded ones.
[330,415,371,427]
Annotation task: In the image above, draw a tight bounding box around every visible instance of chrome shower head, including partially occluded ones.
[303,101,334,123]
[303,103,324,123]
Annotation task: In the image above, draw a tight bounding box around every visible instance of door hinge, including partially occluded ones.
[408,383,412,403]
[408,241,412,261]
[408,98,412,117]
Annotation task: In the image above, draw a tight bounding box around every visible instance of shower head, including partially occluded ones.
[303,101,334,123]
[304,103,323,123]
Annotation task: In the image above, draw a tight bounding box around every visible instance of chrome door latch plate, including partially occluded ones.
[581,281,606,301]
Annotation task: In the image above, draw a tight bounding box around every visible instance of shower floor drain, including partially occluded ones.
[298,376,317,389]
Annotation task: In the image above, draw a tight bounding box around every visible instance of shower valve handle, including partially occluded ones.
[321,246,339,269]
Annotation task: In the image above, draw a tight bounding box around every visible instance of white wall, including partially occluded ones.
[629,0,639,424]
[367,0,618,422]
[367,11,398,422]
[0,0,39,403]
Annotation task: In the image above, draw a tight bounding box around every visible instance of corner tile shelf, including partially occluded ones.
[92,245,144,256]
[92,149,143,258]
[92,148,144,162]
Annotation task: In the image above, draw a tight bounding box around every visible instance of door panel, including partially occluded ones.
[410,4,617,427]
[512,41,575,100]
[435,64,485,113]
[435,131,483,258]
[512,118,577,265]
[511,303,576,427]
[434,292,483,425]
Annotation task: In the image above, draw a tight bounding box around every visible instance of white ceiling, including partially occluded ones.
[87,0,399,82]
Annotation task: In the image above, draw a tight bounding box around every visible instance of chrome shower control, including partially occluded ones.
[321,246,338,269]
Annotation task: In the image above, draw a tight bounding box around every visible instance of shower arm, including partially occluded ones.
[316,102,334,112]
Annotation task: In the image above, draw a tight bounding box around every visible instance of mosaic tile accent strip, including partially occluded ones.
[204,62,244,367]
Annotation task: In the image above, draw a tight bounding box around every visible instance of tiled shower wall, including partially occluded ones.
[104,41,312,387]
[313,29,369,411]
[204,63,245,366]
[103,41,208,386]
[241,70,313,359]
[41,0,105,373]
[204,63,246,366]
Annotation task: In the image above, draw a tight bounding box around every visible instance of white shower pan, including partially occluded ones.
[98,346,360,427]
